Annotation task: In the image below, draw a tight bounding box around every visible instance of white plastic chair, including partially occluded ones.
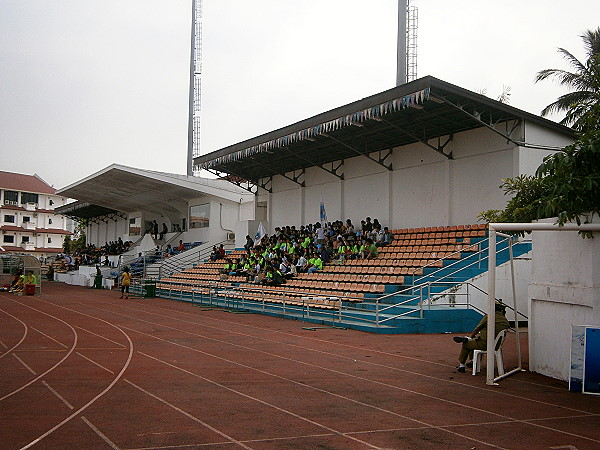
[472,329,508,376]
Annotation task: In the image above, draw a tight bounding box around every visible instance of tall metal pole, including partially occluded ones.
[396,0,408,86]
[186,0,196,176]
[486,229,497,385]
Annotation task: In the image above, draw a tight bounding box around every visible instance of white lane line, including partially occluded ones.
[81,416,121,450]
[31,326,69,348]
[105,299,596,415]
[133,348,502,448]
[47,298,598,448]
[107,309,514,421]
[13,353,36,375]
[125,379,253,450]
[0,337,8,349]
[74,325,127,348]
[0,306,28,359]
[72,301,506,449]
[17,302,134,450]
[0,301,77,402]
[125,442,235,449]
[42,380,74,410]
[76,351,115,374]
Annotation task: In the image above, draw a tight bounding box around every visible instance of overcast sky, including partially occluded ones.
[1,1,598,189]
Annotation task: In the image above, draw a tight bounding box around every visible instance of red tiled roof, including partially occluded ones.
[35,228,72,235]
[0,246,24,252]
[37,247,63,253]
[0,171,56,194]
[0,225,24,232]
[0,225,72,235]
[0,206,58,214]
[0,246,63,253]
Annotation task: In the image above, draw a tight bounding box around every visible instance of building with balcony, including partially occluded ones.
[0,171,72,260]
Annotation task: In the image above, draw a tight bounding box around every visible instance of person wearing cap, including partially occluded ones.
[453,302,510,373]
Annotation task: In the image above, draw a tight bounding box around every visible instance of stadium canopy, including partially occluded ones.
[194,76,573,191]
[56,164,252,219]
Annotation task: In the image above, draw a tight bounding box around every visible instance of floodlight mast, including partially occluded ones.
[187,0,202,176]
[396,0,418,86]
[396,0,407,85]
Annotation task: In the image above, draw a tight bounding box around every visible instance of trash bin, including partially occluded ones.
[143,280,156,298]
[25,284,36,295]
[94,274,103,289]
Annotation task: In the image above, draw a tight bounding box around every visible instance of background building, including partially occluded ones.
[0,171,72,260]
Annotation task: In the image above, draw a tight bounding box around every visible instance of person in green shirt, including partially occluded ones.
[307,254,322,274]
[220,258,232,274]
[262,266,284,286]
[301,236,311,249]
[453,302,510,373]
[362,238,379,259]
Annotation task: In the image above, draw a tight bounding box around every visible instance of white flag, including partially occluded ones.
[254,222,267,246]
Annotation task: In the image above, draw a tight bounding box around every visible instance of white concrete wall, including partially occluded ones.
[517,146,557,177]
[528,218,600,380]
[264,125,549,231]
[451,251,533,318]
[524,121,574,149]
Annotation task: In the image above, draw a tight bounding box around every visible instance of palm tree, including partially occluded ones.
[535,27,600,131]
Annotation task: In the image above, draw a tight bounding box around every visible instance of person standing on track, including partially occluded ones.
[120,267,131,299]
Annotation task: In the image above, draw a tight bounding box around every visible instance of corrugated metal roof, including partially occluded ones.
[194,76,574,184]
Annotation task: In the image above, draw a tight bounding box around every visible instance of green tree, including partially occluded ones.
[535,27,600,132]
[480,30,600,236]
[535,126,600,228]
[63,235,71,253]
[479,126,600,236]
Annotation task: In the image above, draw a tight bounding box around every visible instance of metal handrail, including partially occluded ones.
[157,239,232,278]
[372,235,531,324]
[146,233,531,328]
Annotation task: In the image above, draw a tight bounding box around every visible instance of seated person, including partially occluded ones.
[11,274,25,293]
[9,269,23,292]
[381,227,394,246]
[362,238,379,259]
[453,302,510,373]
[209,246,219,261]
[295,253,308,273]
[24,271,37,285]
[306,253,323,274]
[220,258,233,275]
[228,259,240,276]
[262,266,284,286]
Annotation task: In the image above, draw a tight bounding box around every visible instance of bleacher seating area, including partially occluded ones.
[156,223,488,311]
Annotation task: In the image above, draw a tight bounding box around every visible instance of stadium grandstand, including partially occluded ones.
[55,75,574,337]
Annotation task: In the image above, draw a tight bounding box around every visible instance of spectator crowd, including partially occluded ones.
[219,217,394,287]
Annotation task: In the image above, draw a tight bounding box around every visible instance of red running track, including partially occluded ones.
[1,282,599,449]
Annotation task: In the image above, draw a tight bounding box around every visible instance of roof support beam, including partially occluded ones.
[256,177,272,194]
[376,117,453,159]
[322,133,393,171]
[279,145,344,180]
[320,160,344,180]
[204,168,258,195]
[279,169,305,187]
[250,157,305,188]
[432,94,524,146]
